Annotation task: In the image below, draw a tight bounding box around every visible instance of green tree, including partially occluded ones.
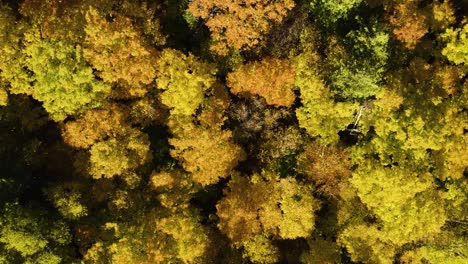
[83,208,211,264]
[328,25,389,99]
[400,230,468,264]
[257,126,306,173]
[156,210,211,263]
[46,184,88,220]
[309,0,363,26]
[241,234,280,264]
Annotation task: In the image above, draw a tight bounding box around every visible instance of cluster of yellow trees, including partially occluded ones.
[0,0,466,263]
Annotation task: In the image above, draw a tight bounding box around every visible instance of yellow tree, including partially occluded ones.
[155,49,217,116]
[441,21,468,66]
[88,128,152,180]
[294,51,357,144]
[61,104,129,149]
[83,6,158,98]
[188,0,295,55]
[169,122,246,186]
[24,37,110,121]
[216,172,320,263]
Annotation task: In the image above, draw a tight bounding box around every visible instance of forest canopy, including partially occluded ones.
[0,0,467,263]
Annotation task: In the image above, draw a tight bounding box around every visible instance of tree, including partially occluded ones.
[257,126,306,173]
[388,0,428,49]
[300,235,341,264]
[156,210,211,263]
[169,123,246,186]
[83,6,158,99]
[46,184,88,220]
[327,24,389,99]
[1,23,111,121]
[309,0,363,25]
[430,0,456,31]
[155,49,217,116]
[297,142,352,196]
[151,169,197,209]
[441,21,468,65]
[337,152,449,263]
[24,38,111,121]
[0,203,73,264]
[216,172,320,262]
[89,129,152,180]
[0,85,7,106]
[294,51,357,144]
[0,4,29,96]
[61,104,129,149]
[227,57,296,107]
[19,0,88,42]
[227,97,288,143]
[0,4,22,104]
[188,0,295,55]
[241,234,280,264]
[83,208,211,264]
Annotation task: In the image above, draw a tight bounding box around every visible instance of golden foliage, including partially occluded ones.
[197,84,231,128]
[169,124,246,186]
[388,0,428,49]
[155,49,217,116]
[227,58,296,107]
[188,0,295,55]
[216,172,320,245]
[431,0,456,30]
[83,7,158,98]
[62,104,129,149]
[150,169,195,209]
[0,86,7,106]
[297,143,352,197]
[89,129,152,179]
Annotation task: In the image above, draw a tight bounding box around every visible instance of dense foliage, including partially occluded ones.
[0,0,467,263]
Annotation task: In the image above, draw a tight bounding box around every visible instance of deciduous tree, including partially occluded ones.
[155,49,217,116]
[169,123,246,186]
[227,57,296,107]
[62,104,129,149]
[297,142,352,196]
[0,203,73,263]
[388,0,428,49]
[441,21,468,65]
[294,51,357,144]
[309,0,363,25]
[188,0,295,55]
[89,129,152,180]
[216,172,320,262]
[83,6,158,98]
